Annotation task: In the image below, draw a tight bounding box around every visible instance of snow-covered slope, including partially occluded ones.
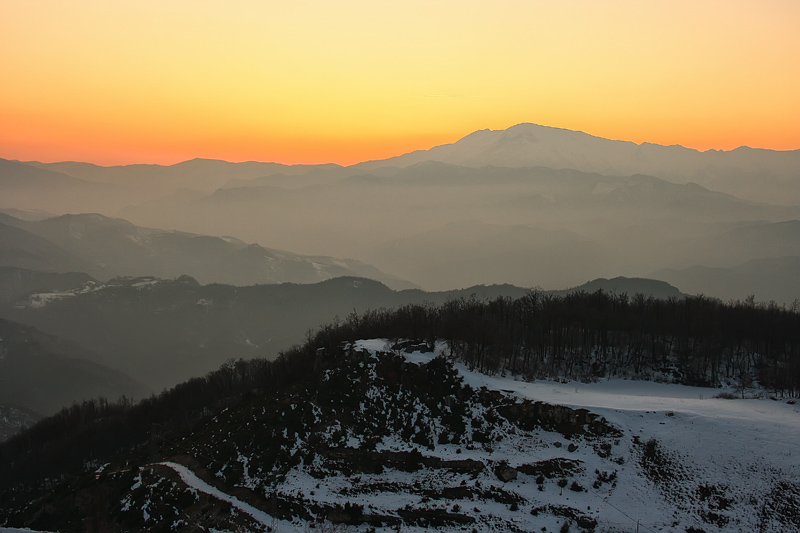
[3,338,798,532]
[393,340,800,532]
[39,339,791,533]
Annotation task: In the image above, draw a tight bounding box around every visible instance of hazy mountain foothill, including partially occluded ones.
[0,273,520,393]
[0,265,687,394]
[1,123,800,531]
[0,404,41,443]
[0,212,415,290]
[113,162,800,296]
[0,318,147,434]
[0,268,96,305]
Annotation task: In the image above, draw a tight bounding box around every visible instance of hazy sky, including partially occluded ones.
[2,0,799,165]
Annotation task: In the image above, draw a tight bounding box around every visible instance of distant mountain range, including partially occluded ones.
[2,122,798,301]
[358,123,800,206]
[14,123,800,204]
[653,256,800,304]
[0,212,415,289]
[26,158,343,195]
[109,162,799,296]
[0,158,134,214]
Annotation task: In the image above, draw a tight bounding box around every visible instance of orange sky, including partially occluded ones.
[2,0,799,166]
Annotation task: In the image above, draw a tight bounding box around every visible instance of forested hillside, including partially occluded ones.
[435,292,800,394]
[2,289,798,494]
[306,290,800,394]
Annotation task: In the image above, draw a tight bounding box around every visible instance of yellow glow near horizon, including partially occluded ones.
[2,0,799,165]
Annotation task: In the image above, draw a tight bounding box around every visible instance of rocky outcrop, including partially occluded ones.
[496,397,622,438]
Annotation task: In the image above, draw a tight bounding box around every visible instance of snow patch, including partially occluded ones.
[158,462,273,526]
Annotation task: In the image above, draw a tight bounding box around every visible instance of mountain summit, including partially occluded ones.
[358,123,800,205]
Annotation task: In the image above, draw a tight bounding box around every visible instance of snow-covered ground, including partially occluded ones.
[18,281,96,309]
[159,462,276,527]
[352,339,800,532]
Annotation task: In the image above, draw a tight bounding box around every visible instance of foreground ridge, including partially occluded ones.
[2,337,798,532]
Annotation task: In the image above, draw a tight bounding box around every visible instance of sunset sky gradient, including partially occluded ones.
[2,0,799,165]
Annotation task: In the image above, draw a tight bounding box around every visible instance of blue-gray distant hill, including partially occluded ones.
[0,269,686,393]
[0,274,525,391]
[0,318,146,427]
[0,212,415,290]
[652,256,800,304]
[553,276,685,300]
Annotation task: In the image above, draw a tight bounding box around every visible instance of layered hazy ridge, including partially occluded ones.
[3,123,798,303]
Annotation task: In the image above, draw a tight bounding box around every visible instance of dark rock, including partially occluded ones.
[494,463,518,482]
[517,458,584,479]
